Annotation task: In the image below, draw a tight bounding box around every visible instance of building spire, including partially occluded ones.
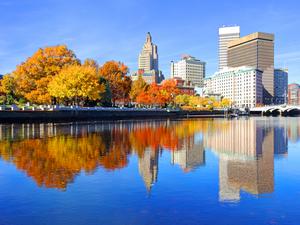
[146,32,152,43]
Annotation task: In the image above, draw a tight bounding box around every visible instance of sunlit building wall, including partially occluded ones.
[133,32,164,84]
[170,55,206,87]
[227,32,274,105]
[288,83,300,105]
[204,66,263,108]
[218,26,240,70]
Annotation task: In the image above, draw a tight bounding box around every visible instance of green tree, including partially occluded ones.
[98,77,112,106]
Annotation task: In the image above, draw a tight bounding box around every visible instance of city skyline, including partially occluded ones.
[0,0,299,82]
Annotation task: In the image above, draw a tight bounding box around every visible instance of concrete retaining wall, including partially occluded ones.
[0,110,226,123]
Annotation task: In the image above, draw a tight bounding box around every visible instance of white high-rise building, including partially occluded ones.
[170,55,206,87]
[204,66,263,108]
[218,26,240,71]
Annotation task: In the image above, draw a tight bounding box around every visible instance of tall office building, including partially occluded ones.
[227,32,275,105]
[132,32,164,84]
[170,55,206,87]
[274,68,288,105]
[138,32,158,72]
[218,26,240,70]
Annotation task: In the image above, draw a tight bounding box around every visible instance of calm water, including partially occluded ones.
[0,117,299,225]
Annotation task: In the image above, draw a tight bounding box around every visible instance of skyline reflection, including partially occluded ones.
[0,118,297,201]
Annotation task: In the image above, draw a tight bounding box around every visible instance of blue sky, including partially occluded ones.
[0,0,299,82]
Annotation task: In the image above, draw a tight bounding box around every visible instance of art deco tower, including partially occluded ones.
[138,32,159,73]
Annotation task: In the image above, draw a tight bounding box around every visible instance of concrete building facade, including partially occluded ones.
[227,32,274,105]
[218,26,240,71]
[134,32,164,84]
[170,55,206,87]
[288,83,300,105]
[274,68,288,105]
[138,32,158,72]
[131,69,164,84]
[204,67,263,108]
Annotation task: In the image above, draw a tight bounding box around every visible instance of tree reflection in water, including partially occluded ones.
[0,118,296,201]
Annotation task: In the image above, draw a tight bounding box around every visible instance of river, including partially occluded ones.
[0,117,299,225]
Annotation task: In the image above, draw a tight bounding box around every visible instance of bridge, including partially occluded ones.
[250,105,300,116]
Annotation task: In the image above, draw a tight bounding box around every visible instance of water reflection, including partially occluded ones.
[138,147,159,192]
[0,118,297,201]
[171,136,205,172]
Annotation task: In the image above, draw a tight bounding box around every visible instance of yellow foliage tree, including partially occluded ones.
[188,96,206,108]
[0,74,15,95]
[0,74,16,104]
[83,58,99,70]
[129,75,148,102]
[13,45,79,104]
[174,94,190,107]
[48,64,105,105]
[221,98,231,107]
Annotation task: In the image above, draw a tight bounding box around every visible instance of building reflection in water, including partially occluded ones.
[0,118,296,200]
[138,147,160,192]
[171,135,205,172]
[204,118,288,202]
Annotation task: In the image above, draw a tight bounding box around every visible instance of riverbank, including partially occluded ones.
[0,109,227,123]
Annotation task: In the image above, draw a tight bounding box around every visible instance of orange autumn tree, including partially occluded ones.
[136,91,151,106]
[136,79,180,107]
[13,45,80,104]
[147,83,167,106]
[160,79,180,105]
[99,61,132,105]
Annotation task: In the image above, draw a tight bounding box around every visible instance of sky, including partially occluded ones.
[0,0,299,82]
